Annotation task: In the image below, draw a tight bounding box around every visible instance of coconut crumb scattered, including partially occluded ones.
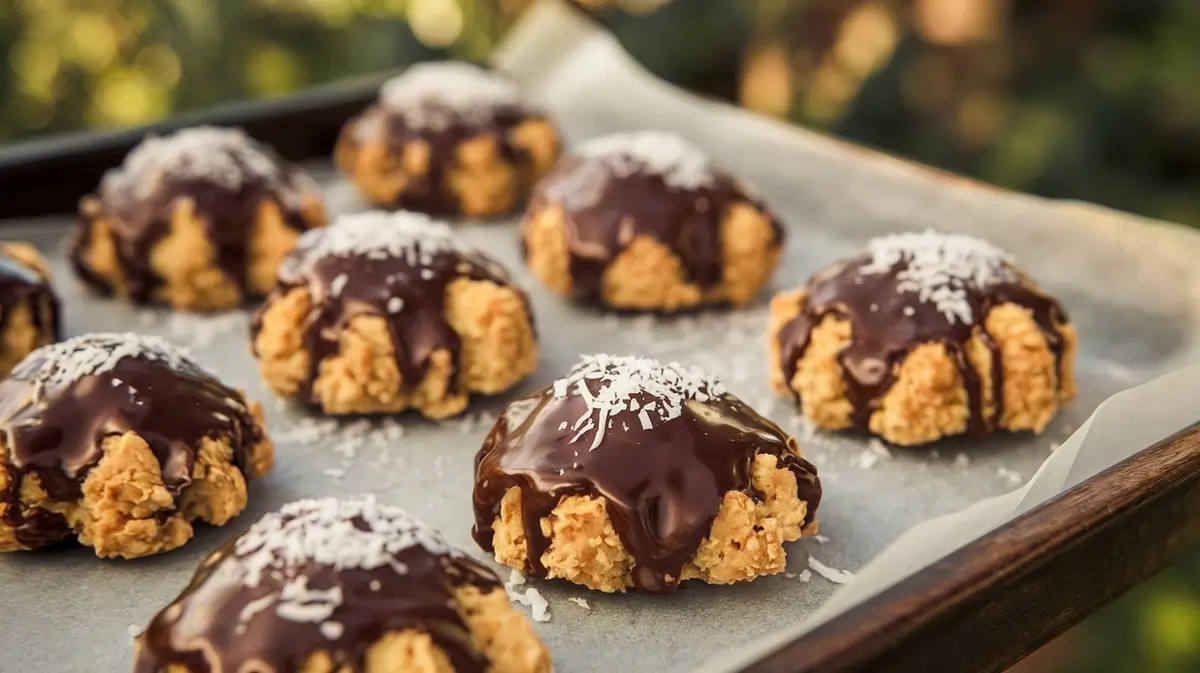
[807,556,855,585]
[127,624,141,641]
[814,535,829,544]
[798,569,813,582]
[859,230,1018,324]
[380,61,525,131]
[953,453,971,469]
[568,597,590,611]
[997,466,1023,486]
[577,130,717,190]
[553,354,724,451]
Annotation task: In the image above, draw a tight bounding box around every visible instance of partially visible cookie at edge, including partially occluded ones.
[473,354,821,593]
[520,130,784,311]
[71,126,327,311]
[768,230,1077,446]
[0,332,273,558]
[0,242,60,375]
[335,61,561,217]
[134,497,552,673]
[251,210,538,418]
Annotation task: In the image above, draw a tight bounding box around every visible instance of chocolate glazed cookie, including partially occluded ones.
[335,61,561,217]
[473,355,821,593]
[251,210,538,418]
[0,243,60,375]
[0,333,273,558]
[71,126,326,311]
[521,130,785,311]
[769,231,1077,446]
[135,497,552,673]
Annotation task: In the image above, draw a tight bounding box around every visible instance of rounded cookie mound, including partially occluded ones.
[252,210,538,418]
[0,243,60,375]
[769,230,1077,446]
[0,333,273,558]
[335,61,561,217]
[135,497,552,673]
[71,126,327,311]
[521,130,784,311]
[473,354,821,593]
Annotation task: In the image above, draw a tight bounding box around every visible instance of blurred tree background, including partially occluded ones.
[2,0,1199,669]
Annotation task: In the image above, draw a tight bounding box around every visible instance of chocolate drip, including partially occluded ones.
[776,255,1068,434]
[524,157,783,302]
[340,102,546,215]
[0,249,60,355]
[0,351,261,548]
[472,387,821,593]
[135,531,500,673]
[70,160,313,304]
[251,239,528,404]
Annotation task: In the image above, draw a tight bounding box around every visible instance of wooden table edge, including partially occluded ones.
[743,422,1200,673]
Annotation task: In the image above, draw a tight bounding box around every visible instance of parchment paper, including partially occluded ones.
[2,2,1200,671]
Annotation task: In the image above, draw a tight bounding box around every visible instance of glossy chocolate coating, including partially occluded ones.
[0,248,60,358]
[338,100,549,215]
[472,384,821,593]
[524,155,782,303]
[251,226,529,405]
[135,515,500,673]
[70,140,315,304]
[0,336,262,549]
[775,255,1069,433]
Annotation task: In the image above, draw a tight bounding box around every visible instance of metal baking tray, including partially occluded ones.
[3,2,1200,672]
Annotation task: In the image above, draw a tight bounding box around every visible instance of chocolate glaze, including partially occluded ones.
[338,102,550,215]
[70,149,315,304]
[776,255,1068,434]
[0,248,60,358]
[251,232,530,405]
[524,156,784,303]
[472,385,821,593]
[0,338,262,549]
[136,516,500,673]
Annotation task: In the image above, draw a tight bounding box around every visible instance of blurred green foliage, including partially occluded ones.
[2,2,1199,668]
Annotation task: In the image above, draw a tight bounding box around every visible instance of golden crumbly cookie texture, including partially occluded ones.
[522,199,781,311]
[487,454,813,593]
[767,288,1078,446]
[75,193,326,311]
[0,401,273,558]
[0,242,58,375]
[336,114,560,218]
[253,278,537,418]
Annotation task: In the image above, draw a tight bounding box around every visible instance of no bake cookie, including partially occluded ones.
[335,61,561,217]
[473,354,821,593]
[521,130,784,311]
[0,243,60,375]
[0,333,273,558]
[252,210,538,418]
[135,497,551,673]
[769,231,1077,446]
[71,126,327,311]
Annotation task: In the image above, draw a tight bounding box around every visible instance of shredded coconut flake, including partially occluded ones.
[568,597,590,610]
[997,466,1023,486]
[797,569,813,582]
[387,297,405,314]
[577,130,716,190]
[329,274,349,298]
[808,556,855,585]
[14,332,200,391]
[127,624,141,640]
[954,452,972,469]
[292,210,464,272]
[553,354,725,450]
[103,126,287,199]
[860,230,1018,324]
[229,497,456,629]
[380,62,524,131]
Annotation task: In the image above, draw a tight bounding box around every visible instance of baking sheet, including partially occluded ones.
[4,1,1200,671]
